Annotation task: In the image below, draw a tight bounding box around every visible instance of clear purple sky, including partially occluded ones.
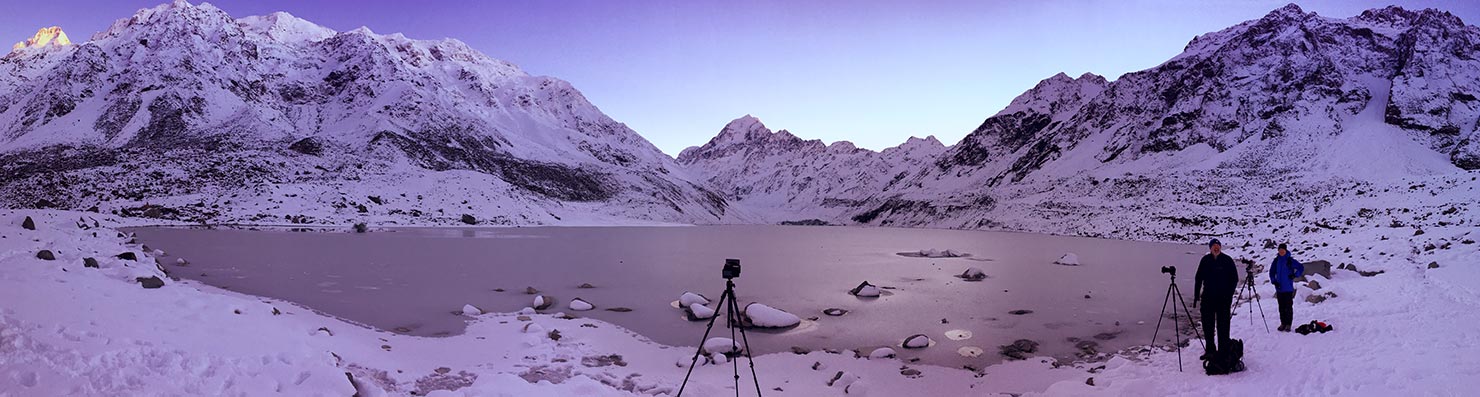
[5,1,1478,155]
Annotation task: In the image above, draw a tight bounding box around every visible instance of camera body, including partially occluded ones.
[1161,265,1176,276]
[722,259,742,279]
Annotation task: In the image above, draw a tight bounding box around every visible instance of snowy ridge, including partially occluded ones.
[0,0,734,226]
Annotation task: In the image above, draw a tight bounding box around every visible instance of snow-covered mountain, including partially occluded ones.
[682,4,1478,239]
[676,115,946,220]
[0,0,732,225]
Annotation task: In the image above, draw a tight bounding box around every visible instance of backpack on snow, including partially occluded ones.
[1203,339,1246,375]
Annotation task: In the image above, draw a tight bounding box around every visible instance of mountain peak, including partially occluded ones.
[1356,6,1464,27]
[11,26,71,52]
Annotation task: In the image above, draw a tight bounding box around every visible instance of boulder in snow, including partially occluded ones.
[21,216,35,230]
[902,334,931,349]
[999,339,1040,360]
[1055,253,1081,266]
[117,252,137,261]
[1303,260,1332,279]
[868,347,897,359]
[742,303,801,328]
[462,304,482,316]
[679,291,710,308]
[957,267,987,281]
[82,257,99,268]
[35,250,56,260]
[823,308,849,316]
[136,276,164,289]
[569,298,594,311]
[850,281,881,297]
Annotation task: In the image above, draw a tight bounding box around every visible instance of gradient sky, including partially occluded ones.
[5,1,1479,155]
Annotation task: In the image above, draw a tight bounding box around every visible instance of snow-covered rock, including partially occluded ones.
[850,281,881,297]
[702,337,739,355]
[868,347,897,360]
[741,303,800,328]
[568,298,593,311]
[958,267,987,281]
[1055,253,1081,266]
[532,295,554,310]
[685,303,716,321]
[902,334,931,349]
[461,304,481,316]
[678,291,710,308]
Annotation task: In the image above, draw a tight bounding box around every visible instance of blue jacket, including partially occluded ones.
[1269,254,1304,293]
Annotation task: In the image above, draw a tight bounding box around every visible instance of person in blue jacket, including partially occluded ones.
[1269,243,1305,332]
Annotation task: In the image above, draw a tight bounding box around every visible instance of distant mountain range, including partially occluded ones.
[0,2,1473,237]
[680,4,1478,237]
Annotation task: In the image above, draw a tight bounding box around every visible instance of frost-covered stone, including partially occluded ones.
[868,347,897,359]
[532,295,555,310]
[958,267,987,281]
[850,281,881,297]
[685,303,715,321]
[1055,253,1080,266]
[461,304,481,316]
[568,298,593,311]
[679,291,710,308]
[902,334,931,349]
[742,303,800,328]
[703,337,739,355]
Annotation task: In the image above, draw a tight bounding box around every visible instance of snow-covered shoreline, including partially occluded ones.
[4,203,1477,396]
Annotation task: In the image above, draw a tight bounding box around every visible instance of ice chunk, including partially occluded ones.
[742,303,800,328]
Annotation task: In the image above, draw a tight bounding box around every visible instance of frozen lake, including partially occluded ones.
[126,225,1207,369]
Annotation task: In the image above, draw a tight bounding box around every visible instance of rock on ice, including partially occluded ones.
[461,304,482,316]
[568,298,594,311]
[679,291,710,307]
[742,303,801,328]
[958,267,987,281]
[685,303,716,320]
[703,337,739,355]
[868,347,897,359]
[903,334,931,349]
[1055,253,1081,266]
[850,281,881,297]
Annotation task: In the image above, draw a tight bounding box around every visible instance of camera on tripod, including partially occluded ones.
[723,259,742,279]
[1161,265,1176,276]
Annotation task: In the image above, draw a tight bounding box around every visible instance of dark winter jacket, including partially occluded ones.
[1269,254,1305,293]
[1195,253,1238,301]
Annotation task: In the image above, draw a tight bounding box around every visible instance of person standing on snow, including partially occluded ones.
[1269,243,1305,332]
[1194,238,1238,358]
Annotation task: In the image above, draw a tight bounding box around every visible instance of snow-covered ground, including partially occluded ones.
[3,203,1477,396]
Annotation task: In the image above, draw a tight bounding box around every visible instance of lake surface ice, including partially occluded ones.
[127,225,1209,368]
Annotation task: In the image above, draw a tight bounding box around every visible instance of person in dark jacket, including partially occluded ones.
[1194,238,1238,358]
[1269,243,1305,332]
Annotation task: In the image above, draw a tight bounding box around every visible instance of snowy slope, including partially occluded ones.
[0,0,734,226]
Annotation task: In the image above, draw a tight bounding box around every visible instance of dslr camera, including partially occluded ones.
[723,259,742,279]
[1160,265,1176,276]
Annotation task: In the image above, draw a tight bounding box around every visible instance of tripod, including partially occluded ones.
[1234,268,1270,332]
[1151,269,1204,372]
[678,278,762,397]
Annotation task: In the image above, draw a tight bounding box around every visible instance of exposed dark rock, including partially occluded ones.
[136,276,164,289]
[36,250,56,260]
[83,257,99,268]
[1009,309,1034,315]
[288,137,324,156]
[999,339,1040,360]
[116,252,137,261]
[21,216,35,230]
[1428,262,1440,269]
[461,214,477,225]
[354,223,368,233]
[1302,260,1332,279]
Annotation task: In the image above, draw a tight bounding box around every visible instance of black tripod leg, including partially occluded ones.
[1152,285,1172,346]
[727,290,741,397]
[1252,280,1270,332]
[731,289,763,397]
[1173,284,1204,351]
[678,288,731,397]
